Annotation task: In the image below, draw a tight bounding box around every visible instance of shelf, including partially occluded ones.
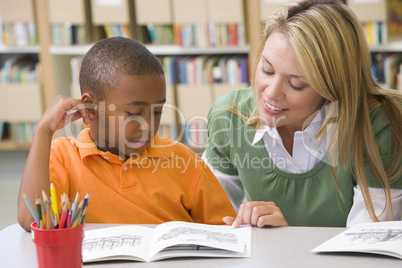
[49,45,93,55]
[49,44,250,56]
[0,142,31,151]
[369,40,402,52]
[146,45,250,55]
[0,45,40,54]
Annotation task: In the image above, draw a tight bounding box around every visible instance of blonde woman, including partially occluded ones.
[202,0,402,228]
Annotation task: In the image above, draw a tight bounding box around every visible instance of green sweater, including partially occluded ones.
[204,87,400,227]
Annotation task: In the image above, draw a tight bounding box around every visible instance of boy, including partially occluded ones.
[17,37,236,231]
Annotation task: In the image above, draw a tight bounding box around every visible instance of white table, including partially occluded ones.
[0,223,400,267]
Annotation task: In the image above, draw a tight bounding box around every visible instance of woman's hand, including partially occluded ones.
[223,201,289,228]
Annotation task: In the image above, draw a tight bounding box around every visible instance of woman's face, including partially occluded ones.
[255,31,325,133]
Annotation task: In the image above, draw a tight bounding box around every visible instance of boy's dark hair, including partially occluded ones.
[79,37,164,99]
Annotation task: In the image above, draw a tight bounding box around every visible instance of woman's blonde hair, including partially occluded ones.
[249,0,402,221]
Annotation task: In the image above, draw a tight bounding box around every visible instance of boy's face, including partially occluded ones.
[89,74,166,158]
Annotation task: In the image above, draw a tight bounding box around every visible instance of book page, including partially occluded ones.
[82,225,154,263]
[149,221,250,261]
[312,221,402,259]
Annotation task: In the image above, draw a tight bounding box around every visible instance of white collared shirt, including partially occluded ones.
[202,104,402,227]
[251,103,329,173]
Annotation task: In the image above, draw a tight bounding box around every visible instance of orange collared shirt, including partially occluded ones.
[49,128,236,225]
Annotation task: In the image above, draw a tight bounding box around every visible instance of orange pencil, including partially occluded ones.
[42,204,47,229]
[45,200,52,229]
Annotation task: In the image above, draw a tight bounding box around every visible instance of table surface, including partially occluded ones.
[0,223,401,268]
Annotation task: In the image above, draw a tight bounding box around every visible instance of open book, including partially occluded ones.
[312,221,402,259]
[83,221,251,263]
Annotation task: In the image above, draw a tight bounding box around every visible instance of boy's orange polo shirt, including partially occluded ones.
[49,128,236,225]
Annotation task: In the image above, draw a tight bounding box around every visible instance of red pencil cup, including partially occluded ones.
[31,222,85,268]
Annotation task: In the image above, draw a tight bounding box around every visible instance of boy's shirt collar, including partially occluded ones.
[75,128,174,161]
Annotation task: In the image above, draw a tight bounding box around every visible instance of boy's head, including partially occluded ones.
[79,37,166,159]
[79,36,164,99]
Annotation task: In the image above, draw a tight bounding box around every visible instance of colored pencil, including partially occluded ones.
[80,193,90,224]
[22,193,39,225]
[50,183,60,222]
[71,200,84,227]
[25,187,89,229]
[59,199,70,229]
[67,209,72,228]
[41,190,49,203]
[70,191,80,226]
[45,200,52,229]
[35,195,42,223]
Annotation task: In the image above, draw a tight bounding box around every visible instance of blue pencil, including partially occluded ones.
[80,193,90,224]
[23,193,39,225]
[70,191,80,226]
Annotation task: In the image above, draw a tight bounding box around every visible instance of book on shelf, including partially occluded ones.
[51,24,86,46]
[184,121,207,148]
[83,221,251,263]
[103,24,131,38]
[371,52,402,89]
[0,122,37,144]
[0,121,4,142]
[173,22,245,48]
[160,55,248,86]
[0,55,39,84]
[1,22,37,46]
[158,124,177,140]
[146,24,175,45]
[312,221,402,260]
[361,21,387,46]
[387,0,402,37]
[70,56,84,89]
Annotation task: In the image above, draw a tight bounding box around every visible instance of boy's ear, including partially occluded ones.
[81,92,96,104]
[81,92,97,120]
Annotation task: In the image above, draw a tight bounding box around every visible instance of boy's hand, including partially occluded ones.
[38,95,95,134]
[223,201,289,228]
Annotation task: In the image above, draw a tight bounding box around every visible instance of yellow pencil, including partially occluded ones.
[50,183,60,222]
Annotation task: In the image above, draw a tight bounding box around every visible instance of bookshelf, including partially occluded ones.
[346,0,402,89]
[42,0,254,150]
[0,0,42,150]
[259,0,402,90]
[1,0,400,151]
[47,0,92,46]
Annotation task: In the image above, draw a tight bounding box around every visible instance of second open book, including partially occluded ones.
[312,221,402,259]
[83,221,251,263]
